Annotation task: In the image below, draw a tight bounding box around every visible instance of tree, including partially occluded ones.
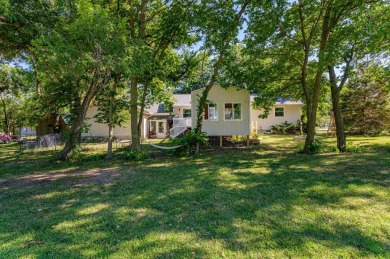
[125,0,199,151]
[246,0,330,149]
[93,77,130,159]
[0,63,34,134]
[0,64,12,133]
[173,51,211,94]
[2,0,201,158]
[245,0,385,153]
[341,63,390,134]
[325,1,389,151]
[0,0,63,58]
[30,0,127,160]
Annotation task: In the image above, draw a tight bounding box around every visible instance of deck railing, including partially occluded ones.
[173,117,192,127]
[170,117,191,138]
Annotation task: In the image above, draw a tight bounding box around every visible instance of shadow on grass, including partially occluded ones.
[0,142,389,257]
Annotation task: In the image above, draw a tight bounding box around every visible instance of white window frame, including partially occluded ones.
[204,103,218,121]
[274,107,284,117]
[183,109,192,118]
[224,102,242,121]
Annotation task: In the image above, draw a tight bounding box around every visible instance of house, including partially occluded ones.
[82,94,192,140]
[82,106,149,140]
[82,85,302,140]
[250,97,303,132]
[147,94,191,139]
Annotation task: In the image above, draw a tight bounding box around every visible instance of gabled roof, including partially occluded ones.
[145,94,191,115]
[146,103,171,115]
[172,94,191,106]
[250,96,303,105]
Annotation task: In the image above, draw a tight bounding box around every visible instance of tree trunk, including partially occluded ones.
[304,78,321,152]
[30,55,41,96]
[106,85,117,160]
[301,54,312,132]
[301,47,311,121]
[331,86,346,152]
[193,53,224,156]
[328,65,347,152]
[106,105,114,159]
[59,77,99,161]
[303,5,331,153]
[1,95,9,133]
[194,51,225,135]
[128,0,147,151]
[137,84,148,142]
[130,77,140,150]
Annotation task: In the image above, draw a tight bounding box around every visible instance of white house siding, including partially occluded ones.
[191,86,250,136]
[250,105,302,131]
[82,106,147,139]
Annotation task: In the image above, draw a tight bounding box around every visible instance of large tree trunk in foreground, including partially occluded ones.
[331,87,346,152]
[59,77,99,161]
[130,77,140,150]
[328,65,348,152]
[303,5,331,153]
[304,73,323,152]
[128,0,147,151]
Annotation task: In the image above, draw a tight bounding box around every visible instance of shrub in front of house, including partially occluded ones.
[271,121,300,135]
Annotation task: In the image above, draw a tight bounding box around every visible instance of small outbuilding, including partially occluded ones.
[36,114,67,137]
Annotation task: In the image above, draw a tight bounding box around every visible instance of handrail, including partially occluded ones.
[173,117,191,127]
[170,125,187,139]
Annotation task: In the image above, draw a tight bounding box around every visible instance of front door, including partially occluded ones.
[156,120,166,138]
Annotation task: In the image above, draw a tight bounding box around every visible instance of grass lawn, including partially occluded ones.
[0,135,389,258]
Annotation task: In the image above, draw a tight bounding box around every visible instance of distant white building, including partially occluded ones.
[20,127,36,136]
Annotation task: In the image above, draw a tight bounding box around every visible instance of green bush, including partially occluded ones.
[327,145,339,153]
[308,139,324,153]
[251,132,261,139]
[66,145,83,162]
[346,143,362,153]
[172,130,209,156]
[123,150,149,161]
[271,121,300,135]
[297,139,324,154]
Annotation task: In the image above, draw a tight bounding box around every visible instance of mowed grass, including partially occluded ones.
[0,135,389,258]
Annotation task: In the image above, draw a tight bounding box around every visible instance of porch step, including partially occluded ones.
[170,126,187,139]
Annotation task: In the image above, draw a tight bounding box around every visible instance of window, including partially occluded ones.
[275,107,284,117]
[158,121,165,133]
[225,103,242,120]
[204,103,217,120]
[183,109,191,118]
